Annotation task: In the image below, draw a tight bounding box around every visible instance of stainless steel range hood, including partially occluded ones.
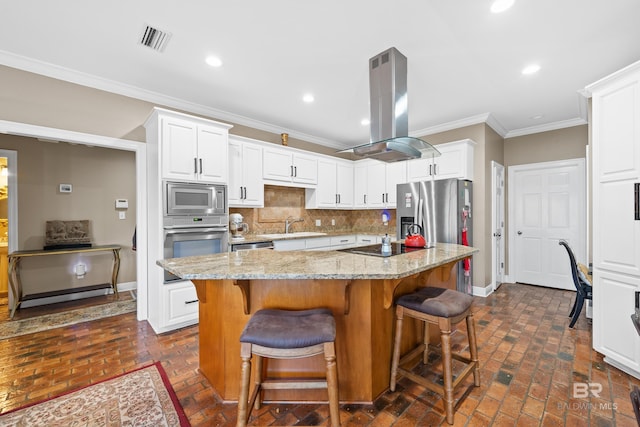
[341,47,440,162]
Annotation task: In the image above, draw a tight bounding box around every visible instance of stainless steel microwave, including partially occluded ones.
[164,181,227,217]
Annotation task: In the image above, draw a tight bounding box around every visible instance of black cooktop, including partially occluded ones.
[339,242,430,257]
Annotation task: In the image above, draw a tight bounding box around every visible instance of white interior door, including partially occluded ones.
[509,159,586,290]
[491,161,505,291]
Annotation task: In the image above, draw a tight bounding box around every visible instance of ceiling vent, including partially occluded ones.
[139,25,171,52]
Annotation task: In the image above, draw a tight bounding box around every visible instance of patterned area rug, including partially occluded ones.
[0,362,190,426]
[0,299,137,340]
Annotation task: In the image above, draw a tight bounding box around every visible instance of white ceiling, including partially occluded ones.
[1,1,639,149]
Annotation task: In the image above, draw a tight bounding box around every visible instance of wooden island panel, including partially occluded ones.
[192,259,463,403]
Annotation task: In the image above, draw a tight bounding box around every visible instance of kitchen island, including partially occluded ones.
[157,242,477,403]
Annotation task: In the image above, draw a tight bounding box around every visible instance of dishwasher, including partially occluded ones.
[230,241,275,251]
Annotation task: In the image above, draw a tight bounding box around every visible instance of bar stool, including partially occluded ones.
[389,287,480,424]
[237,308,340,427]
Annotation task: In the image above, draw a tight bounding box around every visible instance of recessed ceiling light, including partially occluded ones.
[303,94,315,103]
[205,56,223,67]
[522,64,541,75]
[490,0,514,13]
[361,119,370,126]
[530,114,544,120]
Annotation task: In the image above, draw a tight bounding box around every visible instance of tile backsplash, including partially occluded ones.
[231,185,396,235]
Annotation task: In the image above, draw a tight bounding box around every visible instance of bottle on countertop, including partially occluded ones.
[381,234,391,256]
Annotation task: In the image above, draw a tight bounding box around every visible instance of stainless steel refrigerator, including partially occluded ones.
[396,178,473,294]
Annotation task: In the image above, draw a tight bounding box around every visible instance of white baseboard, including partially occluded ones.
[20,281,137,308]
[472,284,493,297]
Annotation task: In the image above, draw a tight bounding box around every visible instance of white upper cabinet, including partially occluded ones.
[407,139,475,182]
[306,158,353,209]
[353,160,406,209]
[263,146,318,186]
[228,136,264,207]
[160,114,231,183]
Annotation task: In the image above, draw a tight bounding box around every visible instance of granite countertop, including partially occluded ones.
[157,242,477,281]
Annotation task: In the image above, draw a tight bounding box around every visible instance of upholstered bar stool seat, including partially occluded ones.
[390,287,480,425]
[237,308,340,427]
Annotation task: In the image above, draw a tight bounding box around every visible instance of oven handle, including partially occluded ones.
[164,227,228,235]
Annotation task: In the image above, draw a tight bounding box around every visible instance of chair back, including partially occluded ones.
[558,240,590,297]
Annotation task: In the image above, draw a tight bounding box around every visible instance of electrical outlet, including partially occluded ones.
[119,211,126,220]
[315,219,321,227]
[331,219,335,226]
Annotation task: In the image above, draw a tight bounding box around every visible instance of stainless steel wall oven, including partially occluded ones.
[163,181,229,283]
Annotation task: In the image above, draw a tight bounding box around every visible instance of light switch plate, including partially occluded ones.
[119,211,126,220]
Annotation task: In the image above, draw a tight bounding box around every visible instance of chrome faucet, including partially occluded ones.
[284,216,304,234]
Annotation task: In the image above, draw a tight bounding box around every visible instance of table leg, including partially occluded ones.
[111,248,120,298]
[8,256,22,319]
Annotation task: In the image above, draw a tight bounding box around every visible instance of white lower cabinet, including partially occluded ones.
[163,280,199,331]
[357,235,381,245]
[593,270,640,375]
[274,239,306,251]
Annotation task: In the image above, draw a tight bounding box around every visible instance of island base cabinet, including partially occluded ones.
[593,270,640,378]
[192,262,459,403]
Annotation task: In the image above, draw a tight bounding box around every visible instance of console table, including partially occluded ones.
[8,245,121,319]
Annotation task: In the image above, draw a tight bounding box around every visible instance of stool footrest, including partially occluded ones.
[259,379,329,390]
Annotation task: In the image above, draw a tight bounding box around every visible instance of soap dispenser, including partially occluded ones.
[381,234,392,256]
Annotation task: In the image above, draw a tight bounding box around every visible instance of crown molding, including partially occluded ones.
[504,117,588,139]
[412,113,508,139]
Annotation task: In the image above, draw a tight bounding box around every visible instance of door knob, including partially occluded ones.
[517,231,522,235]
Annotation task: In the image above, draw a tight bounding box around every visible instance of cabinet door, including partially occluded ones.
[316,159,338,207]
[434,144,469,180]
[336,162,354,207]
[353,163,368,208]
[592,73,640,276]
[228,139,243,204]
[593,270,640,373]
[406,157,433,182]
[263,148,294,182]
[242,143,264,206]
[161,117,198,181]
[293,153,318,185]
[367,162,387,207]
[197,125,228,183]
[385,162,406,208]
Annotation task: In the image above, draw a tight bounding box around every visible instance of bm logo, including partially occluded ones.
[573,382,602,398]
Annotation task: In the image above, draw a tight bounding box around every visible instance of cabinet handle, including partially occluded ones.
[290,165,294,177]
[294,166,297,177]
[361,238,372,242]
[185,299,199,305]
[336,194,338,204]
[199,158,203,174]
[364,194,367,204]
[194,158,198,174]
[338,194,341,204]
[340,239,348,243]
[244,187,247,200]
[429,164,432,175]
[635,183,640,220]
[434,164,437,175]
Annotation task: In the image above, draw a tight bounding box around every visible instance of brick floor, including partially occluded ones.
[0,283,639,426]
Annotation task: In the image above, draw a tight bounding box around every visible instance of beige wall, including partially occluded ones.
[504,125,588,166]
[0,134,137,294]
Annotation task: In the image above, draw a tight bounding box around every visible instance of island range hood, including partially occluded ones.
[340,47,440,162]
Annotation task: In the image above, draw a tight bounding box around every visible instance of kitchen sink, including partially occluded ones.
[257,232,328,239]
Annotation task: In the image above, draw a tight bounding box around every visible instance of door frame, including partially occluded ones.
[508,158,587,287]
[0,150,18,254]
[0,120,148,320]
[491,161,505,292]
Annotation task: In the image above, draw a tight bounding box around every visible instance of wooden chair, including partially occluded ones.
[559,240,593,328]
[389,287,480,425]
[236,308,340,427]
